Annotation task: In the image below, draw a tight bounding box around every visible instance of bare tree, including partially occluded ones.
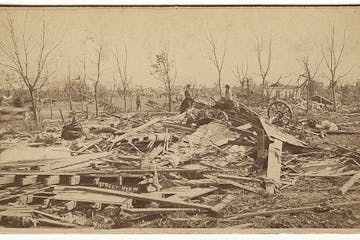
[207,34,226,97]
[67,61,73,112]
[79,56,87,111]
[233,61,248,93]
[256,35,272,106]
[114,45,130,112]
[109,71,117,105]
[151,48,177,112]
[301,57,322,112]
[94,44,103,117]
[321,25,350,111]
[0,14,59,122]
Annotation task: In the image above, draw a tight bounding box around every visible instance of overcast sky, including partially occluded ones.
[0,7,359,89]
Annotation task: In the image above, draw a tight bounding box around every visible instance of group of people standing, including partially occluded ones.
[180,83,232,113]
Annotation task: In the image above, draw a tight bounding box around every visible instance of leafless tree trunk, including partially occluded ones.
[233,61,249,103]
[79,57,87,111]
[109,71,117,105]
[114,45,130,112]
[94,44,103,117]
[256,35,272,106]
[301,57,322,113]
[233,61,248,91]
[68,61,73,112]
[151,48,177,112]
[0,14,59,123]
[246,77,251,106]
[321,25,350,111]
[207,34,226,97]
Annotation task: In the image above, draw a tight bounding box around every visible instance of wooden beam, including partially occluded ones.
[167,187,218,201]
[339,171,360,194]
[123,208,198,214]
[0,175,15,185]
[39,152,110,171]
[62,186,213,211]
[266,139,283,194]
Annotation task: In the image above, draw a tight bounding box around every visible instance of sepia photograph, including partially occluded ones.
[0,6,359,232]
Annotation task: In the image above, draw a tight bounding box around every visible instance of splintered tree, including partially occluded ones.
[256,35,272,106]
[321,25,350,111]
[114,45,130,112]
[301,57,322,113]
[207,34,226,97]
[151,48,177,112]
[94,44,103,117]
[0,14,60,122]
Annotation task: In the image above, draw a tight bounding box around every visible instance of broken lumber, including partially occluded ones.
[123,208,198,214]
[217,174,262,183]
[0,186,52,203]
[111,118,162,147]
[339,171,360,194]
[61,186,213,211]
[228,201,360,220]
[266,139,283,194]
[225,180,262,194]
[167,187,218,201]
[37,217,77,228]
[211,195,235,213]
[39,152,110,171]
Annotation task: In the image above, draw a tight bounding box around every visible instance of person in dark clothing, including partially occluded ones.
[180,84,194,113]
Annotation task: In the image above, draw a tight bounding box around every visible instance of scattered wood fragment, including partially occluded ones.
[62,186,213,211]
[211,195,235,213]
[266,139,283,194]
[217,174,262,183]
[339,171,360,194]
[37,217,78,228]
[123,208,199,214]
[228,201,360,220]
[225,180,263,194]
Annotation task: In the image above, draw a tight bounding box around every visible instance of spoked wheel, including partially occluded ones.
[267,100,293,127]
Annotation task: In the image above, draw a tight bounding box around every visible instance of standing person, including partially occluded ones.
[136,93,141,112]
[180,84,194,113]
[224,84,232,100]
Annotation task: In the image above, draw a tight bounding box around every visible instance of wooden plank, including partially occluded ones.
[0,168,201,176]
[123,208,198,214]
[0,186,52,203]
[18,175,38,186]
[211,195,235,213]
[67,175,81,185]
[39,152,110,171]
[62,186,213,211]
[111,118,162,147]
[38,218,77,228]
[217,174,262,183]
[339,171,360,194]
[225,180,262,194]
[0,175,15,185]
[266,139,283,194]
[167,187,218,201]
[43,175,60,185]
[76,139,104,154]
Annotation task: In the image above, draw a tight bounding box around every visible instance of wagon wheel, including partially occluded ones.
[267,100,293,126]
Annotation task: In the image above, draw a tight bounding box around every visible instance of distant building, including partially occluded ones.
[266,83,300,100]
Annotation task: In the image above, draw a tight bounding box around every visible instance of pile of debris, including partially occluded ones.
[0,101,360,229]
